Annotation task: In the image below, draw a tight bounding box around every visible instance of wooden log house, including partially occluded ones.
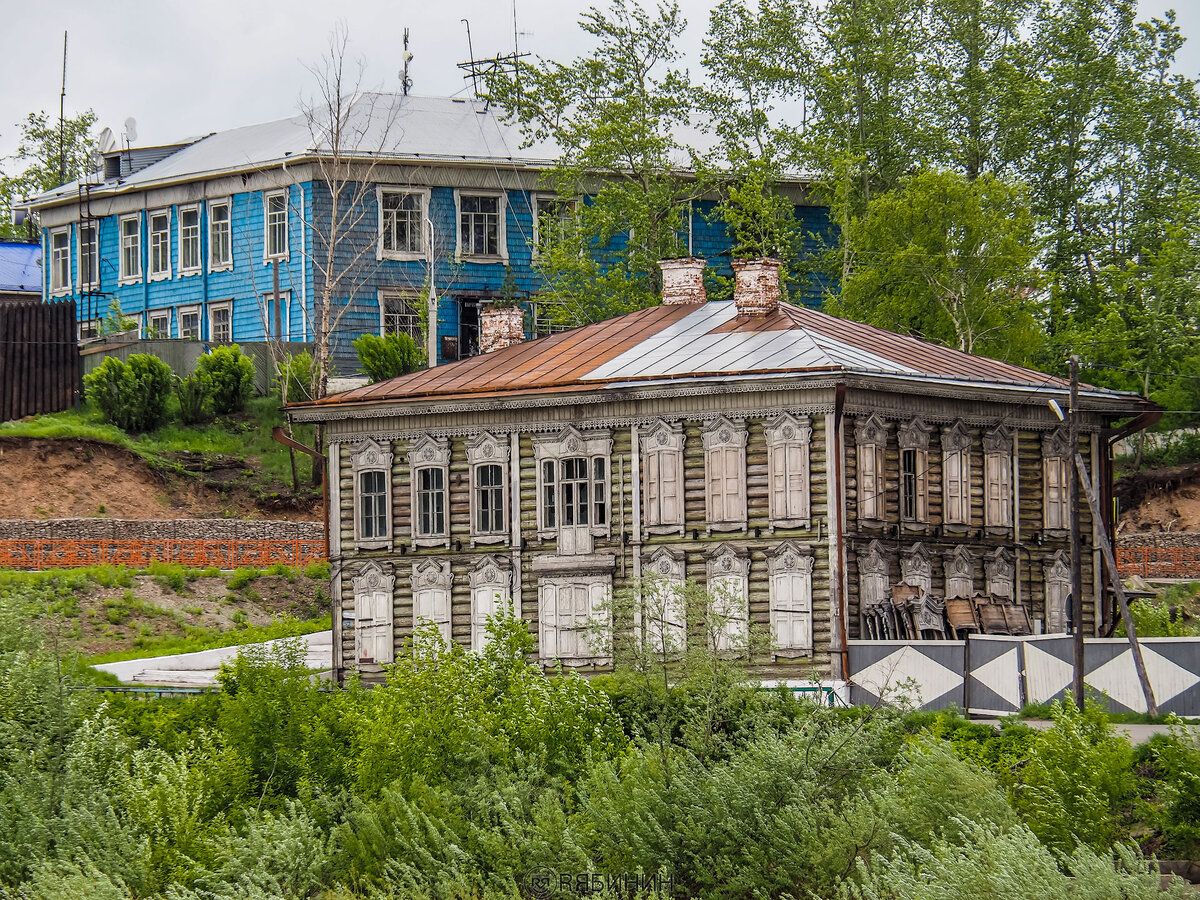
[289,258,1155,683]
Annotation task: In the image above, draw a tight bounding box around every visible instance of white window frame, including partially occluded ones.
[469,555,512,652]
[119,214,142,283]
[408,435,450,548]
[208,198,232,272]
[898,418,931,525]
[353,561,395,665]
[454,189,508,262]
[467,431,510,544]
[531,193,579,259]
[1042,429,1072,532]
[78,221,99,292]
[537,574,611,666]
[640,547,687,657]
[1043,550,1070,633]
[377,186,429,260]
[208,300,233,343]
[533,427,613,555]
[944,546,974,600]
[765,414,812,528]
[411,559,453,647]
[264,190,289,262]
[941,420,972,527]
[641,420,685,534]
[706,544,749,653]
[177,305,201,340]
[49,227,71,295]
[177,203,202,276]
[78,318,100,341]
[147,208,172,281]
[378,289,422,341]
[856,414,888,522]
[703,416,748,532]
[769,542,814,655]
[984,426,1014,530]
[146,311,171,339]
[351,439,394,550]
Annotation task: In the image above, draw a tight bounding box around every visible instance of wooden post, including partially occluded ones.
[1069,355,1084,701]
[1074,450,1159,717]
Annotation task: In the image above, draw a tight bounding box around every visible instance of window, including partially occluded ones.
[178,306,201,340]
[411,559,453,646]
[49,229,70,293]
[146,312,170,339]
[467,432,510,542]
[941,420,971,526]
[469,556,511,652]
[265,191,288,260]
[900,543,933,596]
[706,545,749,652]
[119,215,141,282]
[78,319,100,341]
[641,548,687,656]
[898,419,931,524]
[984,426,1014,529]
[378,188,426,258]
[769,543,813,654]
[527,299,571,338]
[986,548,1015,600]
[534,428,612,555]
[352,439,393,549]
[856,415,888,521]
[1043,550,1070,633]
[380,290,421,341]
[79,222,98,290]
[538,576,611,665]
[533,194,577,257]
[703,417,748,530]
[642,420,684,533]
[457,192,506,259]
[944,546,974,599]
[765,414,812,527]
[352,562,395,665]
[208,302,232,343]
[148,210,171,278]
[408,436,449,546]
[458,298,481,358]
[208,199,232,270]
[1043,429,1072,531]
[179,205,201,274]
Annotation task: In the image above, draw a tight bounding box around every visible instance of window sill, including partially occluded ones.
[770,518,811,531]
[456,254,507,265]
[985,525,1013,537]
[645,523,685,536]
[49,288,72,298]
[118,277,143,286]
[412,536,450,549]
[707,522,746,534]
[178,268,202,278]
[148,272,172,283]
[901,521,931,534]
[942,522,971,535]
[380,250,428,262]
[471,533,508,546]
[263,255,290,265]
[209,264,233,274]
[356,538,391,551]
[531,553,616,574]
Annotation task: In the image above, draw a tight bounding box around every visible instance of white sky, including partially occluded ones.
[0,0,1195,163]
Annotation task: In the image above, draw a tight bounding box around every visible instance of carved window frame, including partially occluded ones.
[855,415,888,522]
[1042,429,1072,533]
[533,426,613,540]
[768,541,814,655]
[467,431,510,545]
[900,543,933,596]
[641,546,687,656]
[408,435,450,548]
[765,414,812,529]
[983,426,1014,531]
[944,545,974,599]
[703,416,748,532]
[1043,550,1070,634]
[858,540,891,613]
[468,554,512,652]
[986,547,1015,600]
[941,420,972,528]
[352,561,395,665]
[351,439,394,550]
[411,558,453,646]
[898,418,932,525]
[705,544,750,652]
[642,420,686,534]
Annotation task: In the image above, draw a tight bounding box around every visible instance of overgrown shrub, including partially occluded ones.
[196,344,255,415]
[174,374,209,425]
[353,332,424,384]
[83,354,173,432]
[277,350,318,403]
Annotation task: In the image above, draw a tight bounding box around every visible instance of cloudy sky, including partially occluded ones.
[1,0,1196,162]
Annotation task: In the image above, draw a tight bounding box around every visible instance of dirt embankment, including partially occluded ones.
[1117,462,1200,533]
[0,437,318,521]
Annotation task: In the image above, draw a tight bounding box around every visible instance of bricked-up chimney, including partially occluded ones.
[658,258,707,305]
[732,258,783,317]
[480,304,525,353]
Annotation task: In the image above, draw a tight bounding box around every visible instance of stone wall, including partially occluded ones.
[1116,531,1200,579]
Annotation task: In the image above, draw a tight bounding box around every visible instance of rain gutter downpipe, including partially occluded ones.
[830,382,849,681]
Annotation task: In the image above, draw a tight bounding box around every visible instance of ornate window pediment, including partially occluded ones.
[898,417,932,451]
[855,414,888,447]
[411,558,453,647]
[986,547,1014,599]
[765,414,813,527]
[466,431,510,466]
[1042,428,1072,460]
[941,420,971,453]
[408,435,449,546]
[467,432,510,543]
[352,439,393,549]
[983,425,1012,455]
[408,434,450,469]
[352,438,393,473]
[900,542,933,595]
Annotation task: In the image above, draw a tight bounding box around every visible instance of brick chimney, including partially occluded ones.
[659,258,707,305]
[480,305,524,353]
[732,258,782,317]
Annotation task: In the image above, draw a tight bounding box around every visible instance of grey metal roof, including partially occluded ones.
[0,242,42,294]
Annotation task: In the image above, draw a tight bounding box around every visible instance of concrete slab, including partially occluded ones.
[974,717,1200,745]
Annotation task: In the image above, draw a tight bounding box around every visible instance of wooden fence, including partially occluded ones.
[0,300,80,422]
[0,538,325,571]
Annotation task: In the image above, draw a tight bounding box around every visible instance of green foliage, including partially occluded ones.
[227,567,261,591]
[1118,595,1200,638]
[195,345,256,415]
[303,560,331,580]
[352,332,425,384]
[173,374,209,426]
[98,299,139,337]
[277,349,319,404]
[1141,725,1200,858]
[83,354,174,433]
[0,108,98,240]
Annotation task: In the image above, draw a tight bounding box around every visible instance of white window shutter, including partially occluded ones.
[770,443,788,518]
[944,450,962,523]
[708,448,725,522]
[786,443,808,519]
[660,450,681,524]
[860,444,877,519]
[539,581,558,660]
[414,586,452,644]
[916,450,929,522]
[646,452,661,525]
[770,571,813,652]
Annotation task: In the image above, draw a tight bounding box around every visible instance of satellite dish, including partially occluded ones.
[97,127,115,154]
[123,117,138,143]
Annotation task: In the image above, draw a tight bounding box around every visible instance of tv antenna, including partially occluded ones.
[58,31,67,185]
[400,27,413,96]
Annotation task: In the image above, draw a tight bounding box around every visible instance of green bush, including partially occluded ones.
[277,350,318,403]
[196,345,255,415]
[83,354,173,432]
[227,567,261,591]
[353,332,424,384]
[174,374,209,425]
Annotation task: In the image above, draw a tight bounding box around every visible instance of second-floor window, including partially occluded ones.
[703,417,748,530]
[765,414,812,527]
[1043,430,1072,531]
[856,415,888,522]
[79,223,98,290]
[409,436,450,546]
[209,200,232,270]
[49,229,70,293]
[942,421,971,526]
[352,439,393,550]
[379,188,424,257]
[149,211,171,278]
[265,191,287,259]
[468,432,510,542]
[642,420,684,532]
[179,206,201,273]
[359,470,389,541]
[381,291,420,341]
[458,193,503,258]
[535,428,612,555]
[898,419,931,524]
[984,426,1014,529]
[120,215,141,281]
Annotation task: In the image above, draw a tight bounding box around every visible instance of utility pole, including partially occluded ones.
[1069,355,1084,702]
[58,32,68,186]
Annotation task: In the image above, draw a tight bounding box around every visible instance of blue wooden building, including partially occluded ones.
[26,95,832,375]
